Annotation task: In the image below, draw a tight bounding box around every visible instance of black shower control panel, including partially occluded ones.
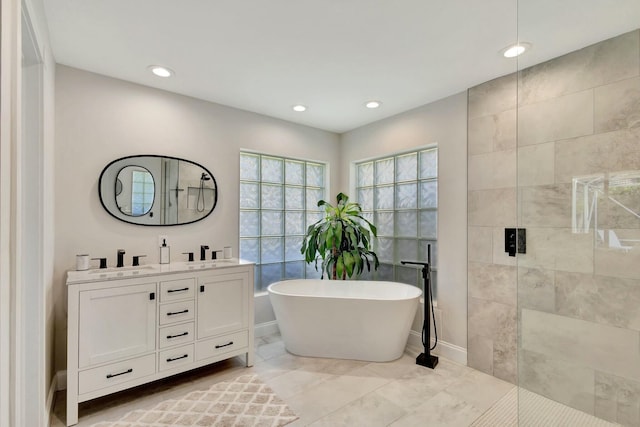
[505,228,526,257]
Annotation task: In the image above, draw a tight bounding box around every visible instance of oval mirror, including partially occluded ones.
[99,155,218,226]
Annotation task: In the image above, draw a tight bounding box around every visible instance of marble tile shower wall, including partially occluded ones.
[467,29,640,425]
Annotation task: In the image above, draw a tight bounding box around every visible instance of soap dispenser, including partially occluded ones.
[160,239,170,264]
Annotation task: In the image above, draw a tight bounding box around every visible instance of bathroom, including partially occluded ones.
[2,0,640,426]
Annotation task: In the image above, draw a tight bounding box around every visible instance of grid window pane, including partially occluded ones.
[240,183,259,208]
[285,236,304,261]
[285,211,305,235]
[396,153,417,182]
[375,186,394,209]
[306,188,324,210]
[240,153,260,180]
[240,238,259,262]
[358,188,373,211]
[285,186,304,209]
[240,211,259,237]
[240,152,327,292]
[377,263,394,281]
[261,237,283,263]
[262,157,283,183]
[396,211,417,237]
[420,180,438,208]
[285,261,305,279]
[377,237,394,262]
[261,211,283,236]
[397,239,418,263]
[420,149,437,178]
[361,212,374,226]
[420,210,437,238]
[396,183,417,209]
[375,158,394,184]
[260,263,283,287]
[306,212,323,228]
[285,160,304,185]
[376,212,394,236]
[261,184,283,209]
[358,162,374,187]
[306,163,324,187]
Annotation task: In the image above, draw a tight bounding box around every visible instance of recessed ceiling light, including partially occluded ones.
[292,105,307,112]
[501,42,531,58]
[365,101,382,109]
[148,65,174,77]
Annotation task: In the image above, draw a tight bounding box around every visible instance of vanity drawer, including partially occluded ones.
[159,300,195,325]
[78,354,156,395]
[196,330,248,362]
[159,344,194,372]
[159,322,195,348]
[160,278,195,302]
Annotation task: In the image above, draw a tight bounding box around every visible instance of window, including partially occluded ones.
[131,170,154,216]
[239,152,327,292]
[355,148,438,295]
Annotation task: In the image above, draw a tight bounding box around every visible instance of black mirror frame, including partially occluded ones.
[98,154,218,226]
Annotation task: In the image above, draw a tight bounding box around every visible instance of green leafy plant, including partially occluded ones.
[301,192,379,280]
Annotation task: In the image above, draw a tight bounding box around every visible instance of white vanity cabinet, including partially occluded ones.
[66,262,254,426]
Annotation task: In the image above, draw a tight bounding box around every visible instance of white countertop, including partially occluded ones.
[66,258,253,285]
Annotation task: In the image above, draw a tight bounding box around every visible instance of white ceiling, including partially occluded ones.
[44,0,640,133]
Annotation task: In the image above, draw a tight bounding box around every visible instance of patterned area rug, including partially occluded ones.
[471,387,618,427]
[91,374,298,427]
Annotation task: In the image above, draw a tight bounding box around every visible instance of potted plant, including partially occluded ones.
[301,192,379,279]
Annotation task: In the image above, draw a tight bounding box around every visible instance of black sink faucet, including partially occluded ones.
[117,249,126,267]
[200,245,209,261]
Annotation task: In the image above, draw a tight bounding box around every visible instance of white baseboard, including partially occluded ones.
[255,320,279,338]
[407,330,467,366]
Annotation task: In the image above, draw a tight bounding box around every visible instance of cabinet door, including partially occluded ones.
[197,272,249,339]
[78,282,157,368]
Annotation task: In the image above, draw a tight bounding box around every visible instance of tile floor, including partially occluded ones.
[51,333,515,426]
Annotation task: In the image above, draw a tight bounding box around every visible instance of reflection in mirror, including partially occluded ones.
[572,171,640,250]
[115,165,155,216]
[99,155,217,226]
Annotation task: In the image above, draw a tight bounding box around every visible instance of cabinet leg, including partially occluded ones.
[66,398,78,426]
[246,351,254,367]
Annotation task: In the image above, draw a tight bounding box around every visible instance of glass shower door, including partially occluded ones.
[517,1,640,425]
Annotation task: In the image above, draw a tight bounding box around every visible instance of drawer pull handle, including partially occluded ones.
[167,331,189,339]
[166,354,189,362]
[215,341,234,349]
[106,368,133,379]
[167,309,189,316]
[167,287,189,293]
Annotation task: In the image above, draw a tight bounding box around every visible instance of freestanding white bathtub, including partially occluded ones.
[268,279,422,362]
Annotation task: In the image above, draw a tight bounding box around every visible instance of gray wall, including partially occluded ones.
[468,29,640,424]
[466,72,518,383]
[340,92,468,357]
[54,65,341,372]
